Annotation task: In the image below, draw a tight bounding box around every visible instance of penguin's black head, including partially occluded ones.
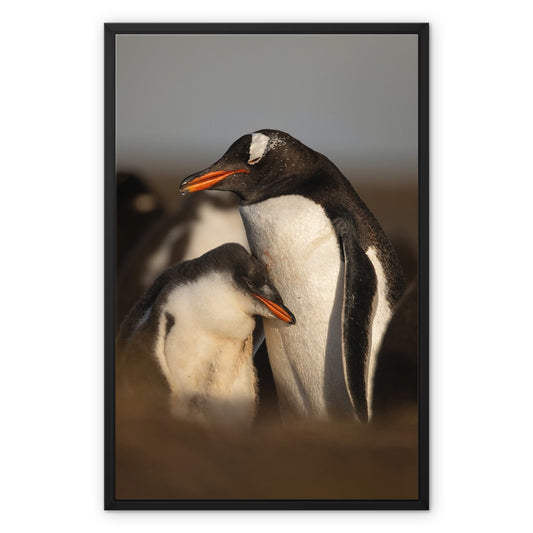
[179,130,322,203]
[206,243,296,324]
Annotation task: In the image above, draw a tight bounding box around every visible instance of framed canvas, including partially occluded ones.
[105,23,429,510]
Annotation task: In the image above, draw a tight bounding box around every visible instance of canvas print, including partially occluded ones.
[107,24,428,509]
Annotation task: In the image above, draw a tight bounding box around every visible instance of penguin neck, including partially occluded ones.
[155,273,257,394]
[237,173,312,206]
[238,157,342,207]
[163,272,257,341]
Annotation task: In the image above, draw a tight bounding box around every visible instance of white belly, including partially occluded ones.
[240,195,354,420]
[165,330,257,429]
[155,274,258,429]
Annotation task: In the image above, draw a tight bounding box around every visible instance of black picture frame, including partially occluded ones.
[105,22,429,511]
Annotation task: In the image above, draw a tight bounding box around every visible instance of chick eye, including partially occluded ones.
[248,157,261,165]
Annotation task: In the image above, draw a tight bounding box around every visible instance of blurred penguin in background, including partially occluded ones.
[117,190,247,323]
[116,172,164,270]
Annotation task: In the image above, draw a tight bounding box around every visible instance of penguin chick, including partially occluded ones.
[117,243,295,430]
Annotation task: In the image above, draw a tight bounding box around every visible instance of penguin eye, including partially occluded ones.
[248,157,261,165]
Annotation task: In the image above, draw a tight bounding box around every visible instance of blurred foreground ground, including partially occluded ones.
[116,403,418,500]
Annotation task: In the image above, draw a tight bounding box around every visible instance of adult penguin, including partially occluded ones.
[180,130,405,423]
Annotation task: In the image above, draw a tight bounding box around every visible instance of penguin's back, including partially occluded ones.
[303,162,406,308]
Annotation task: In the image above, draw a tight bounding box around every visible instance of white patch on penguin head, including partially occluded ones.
[248,132,270,165]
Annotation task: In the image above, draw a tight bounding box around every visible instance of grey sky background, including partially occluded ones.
[116,34,418,183]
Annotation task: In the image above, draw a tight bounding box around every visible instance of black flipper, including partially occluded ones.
[116,270,176,396]
[333,217,377,423]
[117,265,180,350]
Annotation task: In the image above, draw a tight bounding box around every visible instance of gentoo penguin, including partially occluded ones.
[117,243,295,430]
[180,129,405,423]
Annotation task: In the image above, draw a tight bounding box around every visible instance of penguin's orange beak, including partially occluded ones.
[179,169,249,194]
[253,294,296,324]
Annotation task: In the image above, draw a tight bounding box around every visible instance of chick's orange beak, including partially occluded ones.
[180,169,249,194]
[253,294,296,324]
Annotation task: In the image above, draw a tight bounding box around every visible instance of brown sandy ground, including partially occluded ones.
[115,402,418,501]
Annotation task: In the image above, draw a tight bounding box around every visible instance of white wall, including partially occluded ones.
[1,1,532,531]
